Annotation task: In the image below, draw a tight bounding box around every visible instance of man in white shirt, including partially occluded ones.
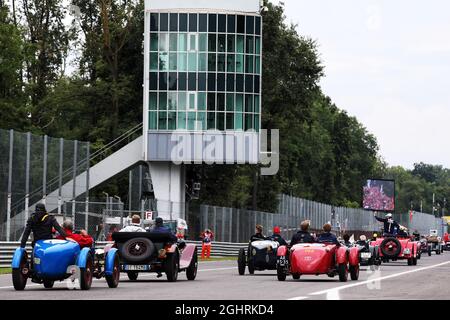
[120,215,146,232]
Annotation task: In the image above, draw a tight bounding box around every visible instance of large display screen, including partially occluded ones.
[363,179,395,212]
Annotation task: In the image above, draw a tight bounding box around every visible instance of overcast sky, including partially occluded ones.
[277,0,450,169]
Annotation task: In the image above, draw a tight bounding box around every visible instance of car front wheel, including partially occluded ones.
[127,271,139,281]
[338,264,348,282]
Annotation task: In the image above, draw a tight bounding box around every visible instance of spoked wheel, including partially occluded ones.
[43,280,54,289]
[80,255,94,290]
[277,266,286,281]
[106,254,120,288]
[186,248,198,281]
[237,248,246,275]
[165,252,179,282]
[12,253,29,291]
[350,265,359,280]
[338,264,348,282]
[127,271,139,281]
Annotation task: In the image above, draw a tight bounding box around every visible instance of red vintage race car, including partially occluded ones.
[371,234,419,265]
[276,243,360,282]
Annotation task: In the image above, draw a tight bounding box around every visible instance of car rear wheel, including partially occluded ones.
[350,265,359,280]
[80,255,93,290]
[338,264,348,282]
[238,248,246,275]
[412,257,417,266]
[247,257,255,275]
[292,273,300,280]
[12,253,29,291]
[428,247,432,256]
[277,266,286,281]
[43,280,54,289]
[186,248,198,281]
[165,252,179,282]
[121,238,155,263]
[127,271,139,281]
[106,254,120,288]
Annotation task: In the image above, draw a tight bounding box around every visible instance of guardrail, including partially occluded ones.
[0,241,247,268]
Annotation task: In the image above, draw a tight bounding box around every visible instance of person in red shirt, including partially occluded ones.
[444,233,449,243]
[57,220,93,248]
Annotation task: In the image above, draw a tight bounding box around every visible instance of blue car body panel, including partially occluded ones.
[33,240,80,278]
[76,247,92,268]
[11,248,26,269]
[105,248,119,276]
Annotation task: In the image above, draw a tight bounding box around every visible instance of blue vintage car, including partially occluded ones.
[11,239,120,290]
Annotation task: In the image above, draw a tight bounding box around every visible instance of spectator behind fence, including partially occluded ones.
[120,215,146,233]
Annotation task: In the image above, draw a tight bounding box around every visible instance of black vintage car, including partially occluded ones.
[110,231,198,282]
[238,239,280,275]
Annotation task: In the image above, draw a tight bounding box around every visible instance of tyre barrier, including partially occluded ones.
[0,241,248,268]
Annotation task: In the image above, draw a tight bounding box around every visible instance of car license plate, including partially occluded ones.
[123,265,150,271]
[361,253,371,259]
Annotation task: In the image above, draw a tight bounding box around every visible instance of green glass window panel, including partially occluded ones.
[198,53,207,71]
[255,37,261,55]
[188,112,196,130]
[227,54,235,72]
[179,33,187,51]
[255,57,261,75]
[198,92,206,110]
[178,53,187,71]
[217,93,225,111]
[235,113,243,130]
[254,95,260,113]
[169,34,178,51]
[159,92,167,110]
[149,112,157,130]
[188,52,197,71]
[197,112,206,130]
[226,113,234,130]
[178,92,187,110]
[158,112,168,130]
[189,34,197,51]
[236,94,243,111]
[168,92,177,110]
[189,92,196,110]
[169,53,177,71]
[227,34,235,52]
[226,93,234,111]
[236,35,244,53]
[208,34,216,52]
[159,52,168,70]
[245,55,254,73]
[217,54,225,72]
[168,112,176,130]
[207,93,215,111]
[208,53,216,72]
[199,33,207,51]
[149,92,158,110]
[236,54,244,73]
[178,112,187,129]
[159,33,168,51]
[254,114,260,131]
[150,33,158,51]
[217,112,225,130]
[218,34,226,52]
[245,113,253,130]
[246,36,254,54]
[245,95,253,112]
[207,112,216,129]
[150,52,158,71]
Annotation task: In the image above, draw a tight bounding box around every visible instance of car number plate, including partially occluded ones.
[124,265,150,271]
[361,253,371,259]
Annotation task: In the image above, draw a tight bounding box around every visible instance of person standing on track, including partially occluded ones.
[200,229,214,259]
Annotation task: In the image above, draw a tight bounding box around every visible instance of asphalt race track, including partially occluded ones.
[1,254,450,300]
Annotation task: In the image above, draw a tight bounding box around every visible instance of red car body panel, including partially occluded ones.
[179,244,197,269]
[371,237,418,259]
